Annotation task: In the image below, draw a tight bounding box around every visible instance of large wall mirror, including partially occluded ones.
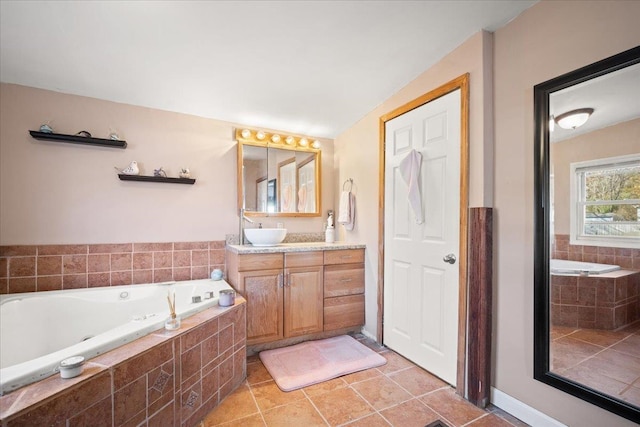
[236,128,321,217]
[534,46,640,423]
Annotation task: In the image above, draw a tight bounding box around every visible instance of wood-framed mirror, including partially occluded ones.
[236,128,321,217]
[534,45,640,423]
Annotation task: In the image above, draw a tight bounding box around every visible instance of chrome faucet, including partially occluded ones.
[239,208,255,245]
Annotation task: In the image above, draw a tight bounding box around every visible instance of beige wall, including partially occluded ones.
[551,118,640,235]
[493,1,640,426]
[0,84,334,244]
[333,30,494,341]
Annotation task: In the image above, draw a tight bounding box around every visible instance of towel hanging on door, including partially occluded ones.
[399,149,423,224]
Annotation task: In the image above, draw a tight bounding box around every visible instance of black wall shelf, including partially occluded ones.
[29,130,127,148]
[118,174,196,185]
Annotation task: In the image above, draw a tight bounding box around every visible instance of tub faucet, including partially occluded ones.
[239,208,255,245]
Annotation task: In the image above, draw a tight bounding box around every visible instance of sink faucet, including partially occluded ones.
[239,208,255,245]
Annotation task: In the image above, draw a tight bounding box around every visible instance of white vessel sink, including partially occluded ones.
[244,228,287,247]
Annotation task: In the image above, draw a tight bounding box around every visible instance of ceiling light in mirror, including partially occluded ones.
[555,108,594,129]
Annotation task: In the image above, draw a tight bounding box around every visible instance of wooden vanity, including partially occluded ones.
[225,243,365,350]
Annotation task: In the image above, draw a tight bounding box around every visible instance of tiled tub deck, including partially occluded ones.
[0,299,246,427]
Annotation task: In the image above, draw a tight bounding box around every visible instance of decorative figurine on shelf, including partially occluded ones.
[153,167,167,177]
[115,161,139,175]
[39,124,54,133]
[179,168,191,179]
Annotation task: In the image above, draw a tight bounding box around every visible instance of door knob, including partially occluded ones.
[443,253,456,264]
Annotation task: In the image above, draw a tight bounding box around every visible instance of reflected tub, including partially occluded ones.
[0,278,233,395]
[550,259,620,275]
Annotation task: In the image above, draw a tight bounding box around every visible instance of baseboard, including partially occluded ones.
[491,387,567,427]
[359,327,378,342]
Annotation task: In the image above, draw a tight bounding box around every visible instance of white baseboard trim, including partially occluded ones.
[491,387,567,427]
[359,328,377,342]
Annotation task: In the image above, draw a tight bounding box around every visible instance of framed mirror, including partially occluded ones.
[534,46,640,423]
[236,129,321,217]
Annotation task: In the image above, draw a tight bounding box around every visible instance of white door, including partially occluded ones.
[383,89,461,385]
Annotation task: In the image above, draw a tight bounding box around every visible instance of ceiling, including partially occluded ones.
[0,1,536,139]
[550,62,640,143]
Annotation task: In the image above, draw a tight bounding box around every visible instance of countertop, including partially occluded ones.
[226,241,366,254]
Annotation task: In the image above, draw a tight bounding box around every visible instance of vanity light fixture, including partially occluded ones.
[235,128,320,152]
[554,108,594,130]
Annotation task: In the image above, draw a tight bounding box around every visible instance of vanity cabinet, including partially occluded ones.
[226,246,365,346]
[323,249,365,331]
[227,251,324,345]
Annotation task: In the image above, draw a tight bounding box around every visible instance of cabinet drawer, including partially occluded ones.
[324,294,365,330]
[324,264,364,297]
[324,249,364,265]
[237,253,283,271]
[285,251,323,268]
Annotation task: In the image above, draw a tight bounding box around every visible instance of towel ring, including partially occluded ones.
[343,178,353,192]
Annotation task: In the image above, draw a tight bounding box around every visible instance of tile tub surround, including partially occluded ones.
[552,234,640,270]
[0,241,226,295]
[551,270,640,330]
[0,298,246,426]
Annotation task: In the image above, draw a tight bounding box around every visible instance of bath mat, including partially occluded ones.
[259,335,387,392]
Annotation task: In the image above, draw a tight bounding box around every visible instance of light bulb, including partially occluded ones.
[311,140,320,149]
[241,129,251,139]
[271,134,281,143]
[299,138,308,147]
[256,131,266,140]
[285,136,294,145]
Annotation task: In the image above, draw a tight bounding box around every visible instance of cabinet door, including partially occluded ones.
[239,269,284,345]
[284,266,324,338]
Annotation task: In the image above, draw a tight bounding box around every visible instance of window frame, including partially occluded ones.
[569,153,640,249]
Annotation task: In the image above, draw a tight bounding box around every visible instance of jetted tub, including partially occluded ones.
[0,278,234,395]
[550,259,621,275]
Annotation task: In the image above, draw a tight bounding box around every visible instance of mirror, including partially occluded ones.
[534,46,640,423]
[236,129,321,216]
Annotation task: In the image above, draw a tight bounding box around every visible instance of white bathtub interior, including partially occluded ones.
[0,278,234,395]
[550,259,621,275]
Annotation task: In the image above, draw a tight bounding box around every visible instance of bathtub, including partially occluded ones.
[550,259,620,275]
[0,278,234,395]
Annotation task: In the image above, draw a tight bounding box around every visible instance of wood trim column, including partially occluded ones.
[467,207,493,407]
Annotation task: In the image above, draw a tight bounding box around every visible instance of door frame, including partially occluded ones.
[378,74,470,394]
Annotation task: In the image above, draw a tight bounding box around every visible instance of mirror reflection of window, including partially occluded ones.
[297,155,316,213]
[278,157,296,213]
[256,176,267,212]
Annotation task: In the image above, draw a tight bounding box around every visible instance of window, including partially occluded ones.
[570,154,640,248]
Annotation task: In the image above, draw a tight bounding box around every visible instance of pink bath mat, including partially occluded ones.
[259,335,387,392]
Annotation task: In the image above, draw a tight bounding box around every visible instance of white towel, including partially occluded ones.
[399,149,423,224]
[338,191,356,231]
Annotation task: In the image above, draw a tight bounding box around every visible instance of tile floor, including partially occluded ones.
[199,335,528,427]
[551,322,640,406]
